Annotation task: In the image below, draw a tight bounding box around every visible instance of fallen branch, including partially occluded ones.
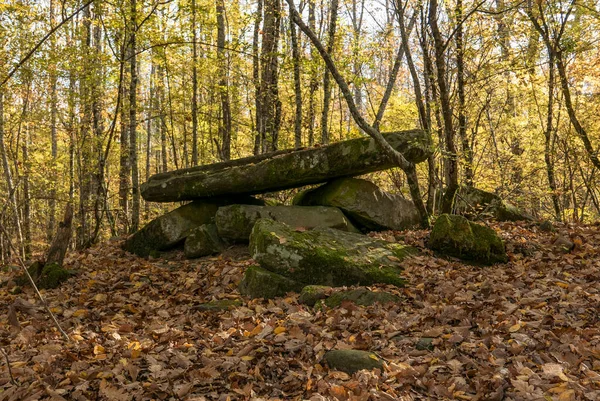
[0,223,69,341]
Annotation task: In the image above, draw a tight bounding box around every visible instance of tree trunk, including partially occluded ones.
[290,1,302,149]
[430,0,458,213]
[0,93,24,257]
[129,0,140,232]
[119,33,130,229]
[307,0,318,147]
[259,0,281,153]
[216,0,231,160]
[320,0,339,144]
[191,0,199,165]
[252,0,263,154]
[45,203,73,267]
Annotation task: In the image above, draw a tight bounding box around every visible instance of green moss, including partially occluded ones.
[250,219,412,287]
[38,263,73,289]
[323,350,384,374]
[298,285,331,306]
[323,288,400,308]
[428,214,507,265]
[195,299,242,311]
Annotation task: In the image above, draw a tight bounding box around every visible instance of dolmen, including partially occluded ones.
[123,130,511,300]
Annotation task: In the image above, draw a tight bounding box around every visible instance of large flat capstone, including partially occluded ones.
[141,130,431,202]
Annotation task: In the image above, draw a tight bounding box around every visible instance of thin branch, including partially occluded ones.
[0,0,95,88]
[0,223,69,341]
[1,347,16,385]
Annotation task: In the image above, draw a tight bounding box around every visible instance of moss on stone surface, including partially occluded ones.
[123,196,262,257]
[16,261,74,289]
[238,265,304,299]
[184,224,226,258]
[428,214,507,265]
[194,299,242,311]
[298,285,331,306]
[323,288,400,308]
[142,130,432,202]
[323,350,384,374]
[250,219,414,287]
[216,204,359,242]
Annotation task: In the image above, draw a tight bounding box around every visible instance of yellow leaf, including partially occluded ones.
[241,355,254,361]
[368,354,380,361]
[73,309,88,318]
[94,344,105,355]
[71,334,84,341]
[509,323,522,332]
[94,294,107,302]
[555,282,569,289]
[274,326,286,335]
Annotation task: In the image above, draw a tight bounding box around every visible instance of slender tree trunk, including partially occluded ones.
[544,51,561,220]
[307,0,318,147]
[455,0,472,186]
[259,0,281,152]
[252,0,263,154]
[320,0,338,144]
[0,93,24,257]
[119,33,130,229]
[191,0,199,165]
[430,0,458,213]
[216,0,231,160]
[48,0,58,241]
[129,0,140,232]
[22,123,31,257]
[145,63,155,217]
[290,1,302,149]
[157,64,168,172]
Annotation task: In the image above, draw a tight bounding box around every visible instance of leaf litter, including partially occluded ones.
[1,221,600,400]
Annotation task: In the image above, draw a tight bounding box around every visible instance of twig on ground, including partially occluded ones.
[1,347,16,385]
[0,224,70,341]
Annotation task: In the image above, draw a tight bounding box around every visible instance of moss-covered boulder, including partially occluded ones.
[298,285,331,306]
[428,214,508,264]
[250,219,415,287]
[215,204,359,242]
[454,186,533,222]
[323,350,385,374]
[238,265,304,299]
[294,178,420,232]
[123,196,262,257]
[323,288,400,308]
[141,130,432,202]
[16,261,74,289]
[184,224,226,258]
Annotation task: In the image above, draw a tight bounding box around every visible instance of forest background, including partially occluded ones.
[0,0,599,260]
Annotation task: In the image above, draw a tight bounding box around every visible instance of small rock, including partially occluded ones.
[415,337,434,351]
[238,265,304,299]
[322,350,384,374]
[553,236,574,253]
[193,299,242,311]
[323,288,400,308]
[298,285,331,306]
[539,220,554,232]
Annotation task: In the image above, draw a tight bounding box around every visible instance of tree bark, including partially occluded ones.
[216,0,231,160]
[429,0,458,213]
[129,0,140,232]
[320,0,339,144]
[290,1,303,149]
[191,0,199,165]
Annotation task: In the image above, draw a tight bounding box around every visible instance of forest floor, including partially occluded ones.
[1,221,600,401]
